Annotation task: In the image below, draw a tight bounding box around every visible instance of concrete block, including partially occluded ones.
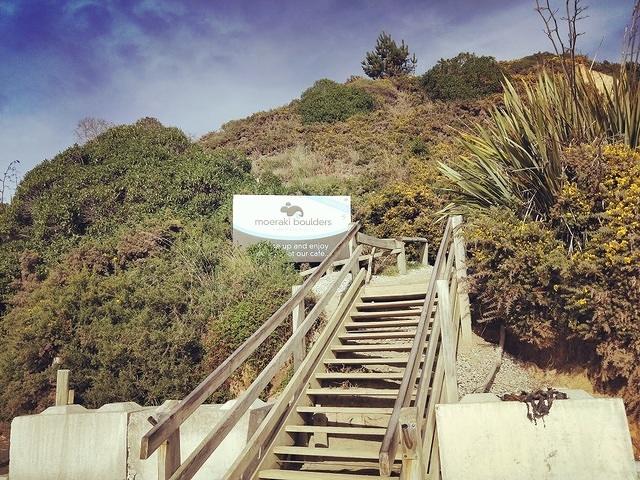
[460,393,500,403]
[10,399,272,480]
[436,398,636,480]
[127,399,271,480]
[11,406,129,480]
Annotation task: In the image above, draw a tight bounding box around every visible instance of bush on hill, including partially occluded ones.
[297,79,375,124]
[421,52,504,101]
[0,119,298,422]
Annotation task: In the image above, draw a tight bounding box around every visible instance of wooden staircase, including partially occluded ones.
[255,281,430,479]
[140,217,470,480]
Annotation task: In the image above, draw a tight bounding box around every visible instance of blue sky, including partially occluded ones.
[0,0,635,198]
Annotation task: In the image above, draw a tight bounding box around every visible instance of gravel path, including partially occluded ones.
[457,334,539,397]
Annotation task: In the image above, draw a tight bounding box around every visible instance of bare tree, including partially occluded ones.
[74,117,113,144]
[622,1,640,69]
[1,160,20,204]
[535,0,589,97]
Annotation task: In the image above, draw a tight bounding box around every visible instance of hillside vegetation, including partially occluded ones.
[1,49,639,457]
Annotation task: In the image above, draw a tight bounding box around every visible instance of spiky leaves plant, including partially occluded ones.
[441,65,640,219]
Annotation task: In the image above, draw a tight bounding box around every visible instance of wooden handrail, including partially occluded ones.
[378,218,453,477]
[140,222,360,464]
[167,246,363,480]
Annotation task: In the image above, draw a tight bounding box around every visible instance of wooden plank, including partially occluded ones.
[339,331,418,341]
[306,388,415,397]
[345,319,419,329]
[291,285,305,370]
[360,291,426,302]
[356,232,398,250]
[297,406,393,415]
[436,280,458,403]
[315,372,407,380]
[259,469,387,479]
[55,369,70,406]
[356,299,424,310]
[141,223,361,461]
[222,269,366,480]
[452,215,472,346]
[285,425,386,435]
[273,446,401,461]
[331,343,418,352]
[350,309,422,320]
[323,357,416,366]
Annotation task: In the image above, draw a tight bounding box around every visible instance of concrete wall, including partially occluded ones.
[436,394,636,480]
[9,400,270,480]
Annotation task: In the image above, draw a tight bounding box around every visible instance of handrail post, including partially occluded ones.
[55,369,70,406]
[436,280,458,403]
[395,239,407,275]
[291,285,305,370]
[399,407,426,480]
[451,215,472,346]
[149,401,181,480]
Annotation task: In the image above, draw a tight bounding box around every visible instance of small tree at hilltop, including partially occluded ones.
[362,32,417,79]
[421,52,504,100]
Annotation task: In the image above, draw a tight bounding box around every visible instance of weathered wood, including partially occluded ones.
[222,269,366,480]
[158,429,181,480]
[285,425,386,435]
[55,369,70,406]
[345,319,420,329]
[299,250,394,278]
[366,247,376,284]
[291,285,305,370]
[140,223,360,461]
[378,219,453,477]
[399,407,426,480]
[396,240,408,275]
[437,280,458,403]
[259,470,388,480]
[67,389,75,405]
[452,215,472,346]
[168,248,363,480]
[356,299,424,310]
[356,232,398,250]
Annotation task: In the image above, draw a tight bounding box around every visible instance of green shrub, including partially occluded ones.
[297,79,375,124]
[464,209,569,350]
[421,52,504,101]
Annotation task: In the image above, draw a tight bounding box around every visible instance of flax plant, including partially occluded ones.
[441,65,640,218]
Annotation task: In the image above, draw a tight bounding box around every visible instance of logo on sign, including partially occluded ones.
[280,202,304,217]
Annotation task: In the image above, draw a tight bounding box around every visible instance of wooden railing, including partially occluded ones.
[140,222,415,480]
[378,215,471,479]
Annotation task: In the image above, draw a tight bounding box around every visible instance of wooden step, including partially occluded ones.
[259,469,388,479]
[273,446,400,461]
[344,319,420,329]
[339,331,417,341]
[360,291,426,302]
[323,357,418,366]
[306,388,414,397]
[315,372,406,380]
[350,309,421,320]
[297,406,393,415]
[285,425,386,436]
[332,343,420,353]
[356,299,424,310]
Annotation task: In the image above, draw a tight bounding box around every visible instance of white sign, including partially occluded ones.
[233,195,352,262]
